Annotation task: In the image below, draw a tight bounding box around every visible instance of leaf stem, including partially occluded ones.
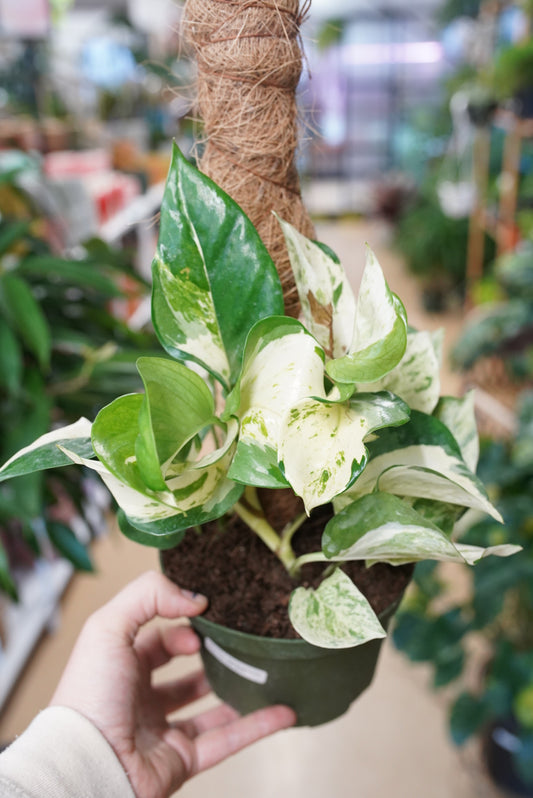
[278,512,307,569]
[290,550,330,577]
[234,497,282,558]
[234,487,300,572]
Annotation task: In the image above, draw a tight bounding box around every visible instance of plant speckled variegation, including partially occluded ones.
[0,143,521,649]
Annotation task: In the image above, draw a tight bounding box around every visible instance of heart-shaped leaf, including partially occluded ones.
[135,357,217,491]
[0,417,94,481]
[151,144,284,389]
[228,317,326,488]
[289,568,386,648]
[280,391,410,512]
[337,411,502,522]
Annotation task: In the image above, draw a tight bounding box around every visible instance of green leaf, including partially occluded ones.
[450,692,490,745]
[433,645,465,688]
[228,316,326,489]
[89,394,242,528]
[323,492,466,564]
[338,411,503,522]
[279,392,410,512]
[434,392,479,472]
[135,357,217,491]
[0,539,18,600]
[0,317,22,395]
[0,273,51,370]
[276,216,356,357]
[0,220,30,256]
[288,568,386,648]
[356,329,441,414]
[324,492,518,565]
[151,143,283,388]
[326,246,407,384]
[0,417,94,482]
[47,522,94,572]
[17,256,124,296]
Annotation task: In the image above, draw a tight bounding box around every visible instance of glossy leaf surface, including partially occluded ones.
[228,317,325,488]
[277,216,355,358]
[327,247,407,384]
[289,568,386,648]
[0,417,94,481]
[151,144,283,388]
[280,391,410,512]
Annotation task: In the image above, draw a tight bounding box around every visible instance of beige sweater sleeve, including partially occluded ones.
[0,706,136,798]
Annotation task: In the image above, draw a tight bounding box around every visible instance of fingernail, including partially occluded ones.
[181,588,207,602]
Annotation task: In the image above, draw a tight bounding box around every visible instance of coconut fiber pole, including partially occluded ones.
[183,0,314,318]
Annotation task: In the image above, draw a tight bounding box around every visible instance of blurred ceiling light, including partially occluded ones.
[343,41,442,65]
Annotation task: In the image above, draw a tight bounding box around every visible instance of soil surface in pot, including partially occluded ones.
[162,503,412,640]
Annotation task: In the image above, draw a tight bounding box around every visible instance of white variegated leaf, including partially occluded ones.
[61,442,238,524]
[434,392,479,472]
[279,392,409,513]
[229,319,326,487]
[276,216,356,357]
[323,493,517,566]
[60,445,182,523]
[326,247,407,384]
[452,542,523,564]
[0,417,94,481]
[339,447,502,522]
[289,568,386,649]
[356,329,441,414]
[152,258,231,386]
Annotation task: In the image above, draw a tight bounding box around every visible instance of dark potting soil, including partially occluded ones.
[161,503,413,640]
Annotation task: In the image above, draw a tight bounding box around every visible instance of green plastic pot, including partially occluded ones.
[190,600,402,727]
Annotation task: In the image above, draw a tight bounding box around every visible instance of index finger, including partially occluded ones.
[95,571,208,641]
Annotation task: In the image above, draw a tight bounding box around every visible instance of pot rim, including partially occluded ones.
[190,596,404,659]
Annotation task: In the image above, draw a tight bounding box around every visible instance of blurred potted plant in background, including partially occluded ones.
[452,246,533,384]
[0,153,159,598]
[490,39,533,119]
[393,389,533,794]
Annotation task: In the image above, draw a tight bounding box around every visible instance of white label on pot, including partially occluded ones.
[204,637,268,685]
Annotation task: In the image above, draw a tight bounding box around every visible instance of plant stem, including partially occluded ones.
[234,487,300,572]
[278,512,307,569]
[234,496,282,557]
[289,550,330,577]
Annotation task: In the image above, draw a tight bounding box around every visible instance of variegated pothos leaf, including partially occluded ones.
[327,246,408,384]
[289,568,386,649]
[276,216,356,358]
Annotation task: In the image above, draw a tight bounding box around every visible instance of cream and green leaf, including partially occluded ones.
[279,392,410,512]
[227,317,326,488]
[326,246,408,385]
[337,411,502,522]
[356,329,441,414]
[151,144,284,390]
[323,492,518,566]
[289,568,386,649]
[276,215,355,358]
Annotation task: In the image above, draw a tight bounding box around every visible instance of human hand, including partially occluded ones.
[50,571,296,798]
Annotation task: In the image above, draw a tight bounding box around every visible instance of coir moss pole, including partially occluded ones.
[183,0,314,318]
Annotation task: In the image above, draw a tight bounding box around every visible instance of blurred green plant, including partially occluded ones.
[0,155,159,598]
[393,391,533,789]
[394,178,495,310]
[452,248,533,379]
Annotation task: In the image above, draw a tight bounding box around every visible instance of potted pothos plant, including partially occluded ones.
[0,145,521,725]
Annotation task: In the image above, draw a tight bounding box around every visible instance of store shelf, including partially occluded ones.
[0,560,73,713]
